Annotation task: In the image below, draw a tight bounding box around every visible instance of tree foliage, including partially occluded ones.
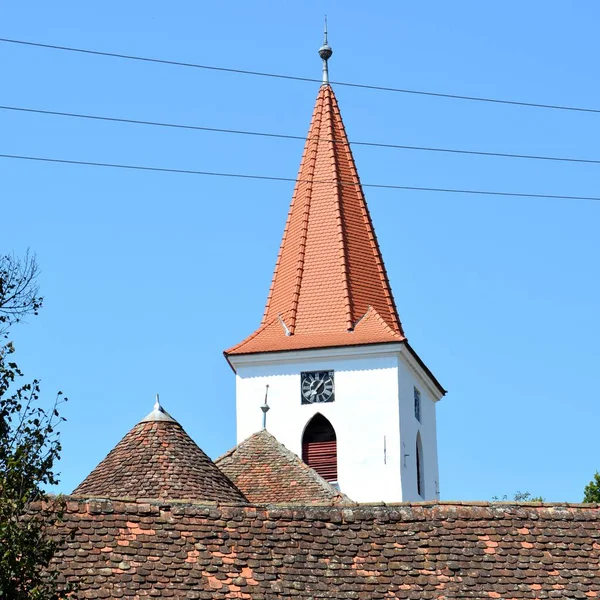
[583,472,600,503]
[0,251,43,337]
[0,251,75,599]
[492,491,545,502]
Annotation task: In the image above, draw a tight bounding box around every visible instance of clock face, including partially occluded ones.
[301,371,335,404]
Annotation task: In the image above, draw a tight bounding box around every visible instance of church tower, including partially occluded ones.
[224,31,445,502]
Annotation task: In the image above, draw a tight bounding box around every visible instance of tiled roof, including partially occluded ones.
[226,84,405,356]
[50,498,600,598]
[215,429,347,504]
[73,408,247,503]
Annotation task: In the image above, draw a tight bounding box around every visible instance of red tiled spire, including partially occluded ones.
[226,83,405,356]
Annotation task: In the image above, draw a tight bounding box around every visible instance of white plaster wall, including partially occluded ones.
[397,354,440,501]
[233,349,403,503]
[230,344,441,503]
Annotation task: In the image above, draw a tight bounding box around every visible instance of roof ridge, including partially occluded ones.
[216,429,347,504]
[327,86,354,331]
[225,84,412,357]
[213,428,267,464]
[261,96,324,331]
[288,91,322,334]
[330,93,403,335]
[73,414,247,503]
[355,306,402,338]
[254,428,344,499]
[225,310,292,355]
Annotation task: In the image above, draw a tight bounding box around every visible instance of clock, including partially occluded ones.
[301,371,335,404]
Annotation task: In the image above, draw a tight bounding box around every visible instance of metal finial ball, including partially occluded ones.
[318,44,333,61]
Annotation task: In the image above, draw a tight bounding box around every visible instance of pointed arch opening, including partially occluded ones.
[302,414,337,483]
[416,432,424,498]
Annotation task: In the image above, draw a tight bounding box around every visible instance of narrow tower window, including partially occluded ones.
[302,414,337,483]
[414,387,421,422]
[416,433,424,497]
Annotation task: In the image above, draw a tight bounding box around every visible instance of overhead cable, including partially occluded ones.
[1,37,599,115]
[1,152,599,202]
[2,104,599,166]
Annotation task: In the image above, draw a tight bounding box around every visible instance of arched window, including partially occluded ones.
[302,414,337,482]
[416,433,424,497]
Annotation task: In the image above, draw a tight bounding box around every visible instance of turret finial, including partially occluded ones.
[140,393,176,423]
[261,385,270,430]
[318,16,333,85]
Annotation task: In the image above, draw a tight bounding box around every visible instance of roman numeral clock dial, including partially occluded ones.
[301,371,335,404]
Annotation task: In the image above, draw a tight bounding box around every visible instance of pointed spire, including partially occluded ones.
[226,82,406,356]
[318,17,333,85]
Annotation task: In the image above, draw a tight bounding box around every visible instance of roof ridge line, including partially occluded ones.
[224,311,288,354]
[214,429,266,464]
[216,429,347,503]
[265,430,347,499]
[288,91,323,334]
[330,92,404,335]
[326,86,354,331]
[357,305,404,339]
[260,92,324,331]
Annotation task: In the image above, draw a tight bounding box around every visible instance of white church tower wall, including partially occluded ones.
[224,33,446,504]
[230,343,442,503]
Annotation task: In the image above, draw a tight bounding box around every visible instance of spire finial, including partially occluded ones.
[140,393,176,423]
[318,16,333,86]
[261,385,270,430]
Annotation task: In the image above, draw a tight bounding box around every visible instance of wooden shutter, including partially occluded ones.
[302,440,337,482]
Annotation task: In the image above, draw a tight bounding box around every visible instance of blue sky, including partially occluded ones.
[2,0,599,501]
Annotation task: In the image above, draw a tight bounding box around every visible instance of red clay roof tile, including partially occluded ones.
[73,409,247,503]
[226,85,405,356]
[216,429,347,504]
[48,498,600,597]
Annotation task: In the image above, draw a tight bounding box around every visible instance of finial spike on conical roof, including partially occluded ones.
[141,393,176,423]
[318,16,333,85]
[73,398,247,502]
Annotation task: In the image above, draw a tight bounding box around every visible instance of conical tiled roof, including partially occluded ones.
[73,402,247,502]
[226,84,405,356]
[215,429,348,504]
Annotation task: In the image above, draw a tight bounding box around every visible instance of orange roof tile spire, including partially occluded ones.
[226,33,405,356]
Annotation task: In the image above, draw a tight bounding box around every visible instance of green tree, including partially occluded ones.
[583,472,600,503]
[492,491,545,502]
[0,251,75,599]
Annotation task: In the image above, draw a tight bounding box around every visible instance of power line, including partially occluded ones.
[1,152,599,202]
[1,37,599,115]
[3,104,600,167]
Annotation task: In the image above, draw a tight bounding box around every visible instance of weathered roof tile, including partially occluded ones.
[73,407,247,503]
[47,499,600,597]
[216,429,347,504]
